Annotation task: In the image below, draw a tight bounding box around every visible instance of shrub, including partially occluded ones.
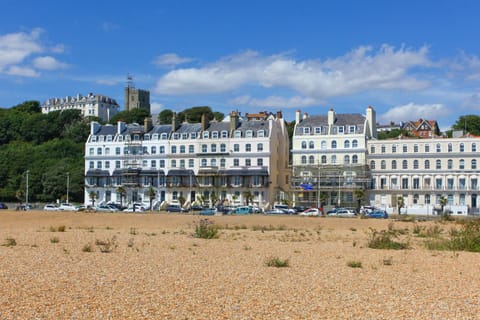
[82,243,93,252]
[367,228,409,250]
[57,225,66,232]
[50,237,59,243]
[3,238,17,247]
[265,256,290,268]
[347,260,362,268]
[95,236,118,253]
[448,221,480,252]
[193,219,219,239]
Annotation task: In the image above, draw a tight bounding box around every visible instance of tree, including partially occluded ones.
[178,195,186,208]
[439,196,448,215]
[89,191,97,207]
[109,108,150,125]
[178,106,214,123]
[116,186,126,208]
[451,115,480,136]
[242,190,254,205]
[397,196,405,214]
[354,189,365,214]
[158,109,173,124]
[147,186,156,211]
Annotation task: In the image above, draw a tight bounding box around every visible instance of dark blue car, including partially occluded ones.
[366,210,388,219]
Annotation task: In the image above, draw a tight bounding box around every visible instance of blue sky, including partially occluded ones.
[1,0,480,129]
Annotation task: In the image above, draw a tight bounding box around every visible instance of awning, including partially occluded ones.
[140,169,166,176]
[86,169,110,177]
[167,169,195,177]
[224,169,269,176]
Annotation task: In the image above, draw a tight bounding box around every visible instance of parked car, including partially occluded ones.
[264,208,287,215]
[293,206,306,213]
[0,202,8,209]
[190,205,204,211]
[335,208,357,217]
[273,204,296,214]
[234,206,252,214]
[200,208,216,215]
[299,208,321,216]
[44,204,59,211]
[366,210,388,219]
[59,203,76,211]
[166,204,187,212]
[96,205,117,213]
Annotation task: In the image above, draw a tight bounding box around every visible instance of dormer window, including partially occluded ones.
[203,131,209,139]
[257,130,265,137]
[161,133,168,140]
[338,126,344,134]
[98,135,104,142]
[212,131,219,139]
[190,132,197,139]
[173,133,180,140]
[106,135,112,142]
[91,136,97,142]
[349,126,356,133]
[117,135,123,142]
[246,130,253,138]
[234,130,241,138]
[125,135,131,141]
[134,134,140,141]
[144,134,150,140]
[221,130,228,138]
[152,133,159,140]
[182,133,188,139]
[315,127,321,134]
[303,127,310,134]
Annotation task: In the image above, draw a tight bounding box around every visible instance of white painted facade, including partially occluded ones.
[84,112,290,209]
[368,136,480,214]
[41,93,119,122]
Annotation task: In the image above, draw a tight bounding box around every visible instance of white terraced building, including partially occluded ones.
[41,93,119,122]
[291,107,377,209]
[84,111,290,209]
[368,135,480,215]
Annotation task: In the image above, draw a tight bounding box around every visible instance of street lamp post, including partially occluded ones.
[66,172,70,204]
[26,170,29,208]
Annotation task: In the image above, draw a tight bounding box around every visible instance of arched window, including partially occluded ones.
[331,155,337,164]
[344,155,350,164]
[352,140,358,148]
[370,160,375,169]
[448,159,453,169]
[301,141,307,149]
[392,160,397,169]
[381,160,386,169]
[402,160,408,169]
[352,155,358,164]
[436,159,441,169]
[321,141,327,149]
[413,160,419,169]
[436,143,441,152]
[472,159,477,169]
[321,155,327,164]
[425,160,430,169]
[448,143,453,152]
[309,141,314,149]
[331,140,337,149]
[344,140,350,148]
[301,156,307,164]
[459,159,465,170]
[460,143,465,152]
[309,155,315,164]
[472,143,477,152]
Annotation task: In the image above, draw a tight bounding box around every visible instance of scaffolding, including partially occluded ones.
[121,130,143,203]
[291,164,370,208]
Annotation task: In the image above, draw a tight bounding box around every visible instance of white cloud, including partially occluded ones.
[378,103,450,123]
[153,53,193,67]
[0,28,67,77]
[0,28,43,70]
[96,79,118,85]
[33,56,68,70]
[150,102,164,114]
[154,45,432,100]
[6,65,40,77]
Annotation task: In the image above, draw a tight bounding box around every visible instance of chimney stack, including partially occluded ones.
[171,112,178,132]
[201,113,209,131]
[230,111,239,133]
[328,108,335,126]
[295,110,301,124]
[144,117,153,132]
